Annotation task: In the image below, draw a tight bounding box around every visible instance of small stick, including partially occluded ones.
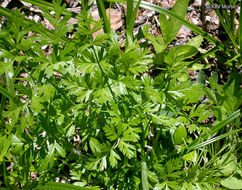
[2,0,12,8]
[201,0,207,30]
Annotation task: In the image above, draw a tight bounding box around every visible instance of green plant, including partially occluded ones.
[108,0,241,66]
[0,0,241,189]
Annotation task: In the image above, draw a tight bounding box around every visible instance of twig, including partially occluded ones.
[115,2,122,13]
[113,138,120,149]
[201,0,207,30]
[2,0,12,8]
[154,15,160,27]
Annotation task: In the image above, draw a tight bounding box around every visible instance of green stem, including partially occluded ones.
[4,59,16,109]
[0,93,5,114]
[92,46,117,103]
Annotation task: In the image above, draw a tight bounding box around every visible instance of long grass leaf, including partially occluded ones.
[126,0,134,24]
[0,96,6,120]
[188,129,241,150]
[191,47,219,64]
[0,86,14,100]
[127,0,141,37]
[205,109,240,138]
[96,0,111,34]
[141,161,149,190]
[184,109,240,154]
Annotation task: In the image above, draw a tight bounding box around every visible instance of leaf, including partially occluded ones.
[86,153,109,171]
[120,48,151,75]
[174,125,187,145]
[188,63,211,70]
[203,87,218,105]
[66,125,75,138]
[31,95,44,113]
[143,28,167,53]
[151,114,178,128]
[159,0,189,43]
[141,161,149,190]
[145,86,164,104]
[38,84,56,101]
[189,104,210,122]
[210,106,226,121]
[182,85,203,104]
[217,154,237,176]
[100,156,107,171]
[89,138,101,154]
[183,151,198,163]
[222,72,242,113]
[197,70,206,85]
[38,143,55,172]
[118,139,135,159]
[0,60,14,75]
[15,83,32,97]
[165,45,199,67]
[54,141,66,157]
[109,150,121,168]
[0,135,12,161]
[94,87,113,103]
[11,135,24,154]
[174,45,199,60]
[103,125,118,141]
[147,171,159,184]
[221,177,242,189]
[186,35,203,48]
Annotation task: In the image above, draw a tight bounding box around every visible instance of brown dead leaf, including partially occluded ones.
[92,8,122,38]
[67,7,122,38]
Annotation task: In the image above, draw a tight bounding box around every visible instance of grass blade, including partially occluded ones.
[126,0,134,24]
[0,95,6,120]
[188,129,241,151]
[96,0,111,34]
[184,109,240,154]
[0,86,14,101]
[141,161,149,190]
[126,0,141,38]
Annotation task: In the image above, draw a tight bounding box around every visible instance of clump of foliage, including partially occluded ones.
[0,0,241,189]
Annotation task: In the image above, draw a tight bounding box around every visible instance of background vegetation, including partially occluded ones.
[0,0,241,189]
